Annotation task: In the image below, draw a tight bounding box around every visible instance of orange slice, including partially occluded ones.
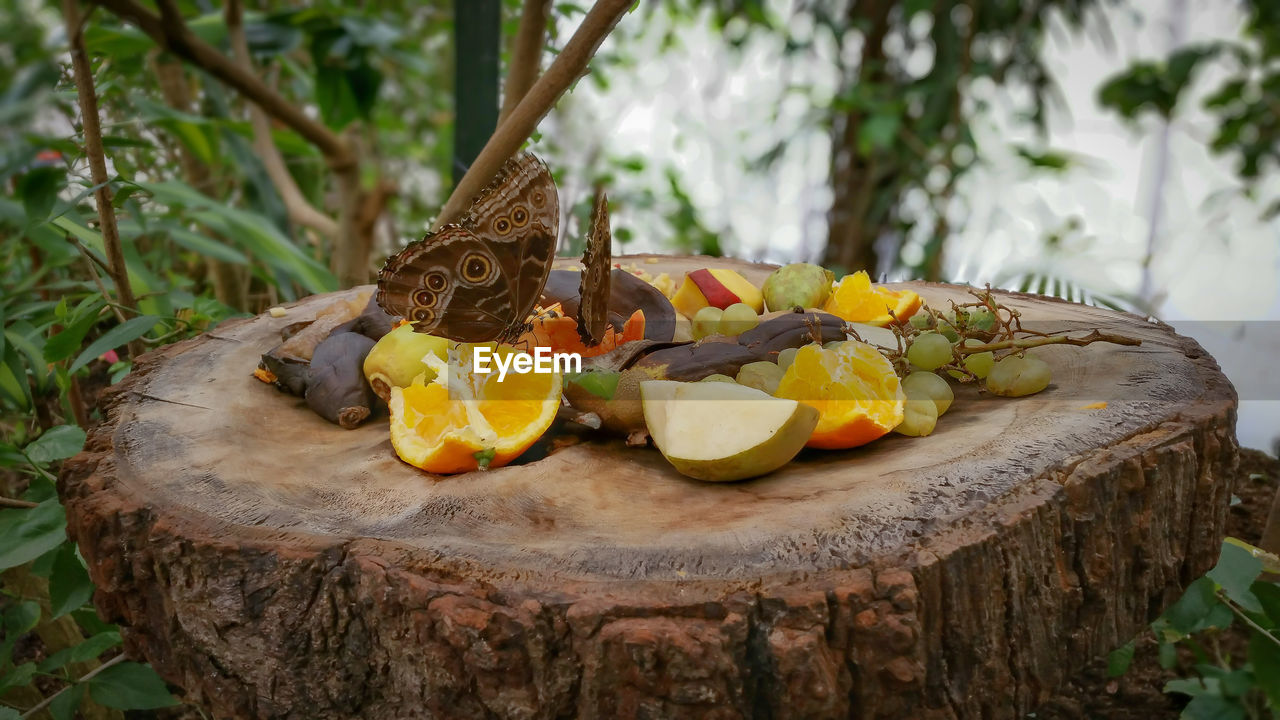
[388,346,561,474]
[518,309,646,358]
[774,340,905,449]
[823,271,921,327]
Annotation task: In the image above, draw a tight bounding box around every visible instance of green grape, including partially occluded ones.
[720,302,760,336]
[960,339,995,379]
[893,397,938,437]
[776,347,799,372]
[936,313,960,343]
[985,355,1052,397]
[901,371,953,415]
[736,361,784,395]
[699,373,736,383]
[906,332,953,371]
[691,306,724,340]
[824,340,846,350]
[909,313,932,330]
[966,308,996,333]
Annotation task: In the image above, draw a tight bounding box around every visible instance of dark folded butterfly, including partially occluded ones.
[376,153,559,343]
[576,188,611,346]
[376,152,612,345]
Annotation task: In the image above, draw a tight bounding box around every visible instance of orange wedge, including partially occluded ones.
[518,309,646,358]
[388,346,561,474]
[823,271,921,327]
[774,340,905,449]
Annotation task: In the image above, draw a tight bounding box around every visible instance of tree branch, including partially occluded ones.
[432,0,632,231]
[90,0,355,170]
[225,0,339,240]
[65,0,144,359]
[499,0,552,126]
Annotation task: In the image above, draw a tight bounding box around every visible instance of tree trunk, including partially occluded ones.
[59,256,1238,719]
[823,0,894,275]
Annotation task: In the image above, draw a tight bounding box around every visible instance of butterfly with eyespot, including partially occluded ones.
[376,152,612,345]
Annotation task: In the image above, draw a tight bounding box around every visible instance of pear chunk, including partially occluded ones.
[640,380,819,482]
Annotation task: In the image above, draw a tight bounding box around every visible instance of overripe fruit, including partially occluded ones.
[641,380,818,482]
[762,263,834,311]
[906,332,952,371]
[692,306,724,340]
[986,355,1051,397]
[721,302,760,336]
[363,323,450,403]
[736,361,784,395]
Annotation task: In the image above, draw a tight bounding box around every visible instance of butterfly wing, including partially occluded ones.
[376,226,517,342]
[377,152,560,342]
[459,153,559,323]
[576,189,612,346]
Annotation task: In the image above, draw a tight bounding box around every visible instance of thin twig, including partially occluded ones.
[1219,591,1280,650]
[68,236,129,324]
[957,330,1143,354]
[90,0,355,170]
[499,0,552,126]
[432,0,632,230]
[20,653,128,720]
[0,496,39,509]
[225,0,338,239]
[65,0,143,358]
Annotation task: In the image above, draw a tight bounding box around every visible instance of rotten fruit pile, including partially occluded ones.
[255,260,1139,482]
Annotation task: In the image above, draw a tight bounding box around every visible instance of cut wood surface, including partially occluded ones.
[59,255,1239,719]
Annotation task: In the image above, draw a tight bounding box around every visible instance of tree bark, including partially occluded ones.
[59,256,1239,719]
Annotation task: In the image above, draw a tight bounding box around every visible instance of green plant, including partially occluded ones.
[1107,539,1280,720]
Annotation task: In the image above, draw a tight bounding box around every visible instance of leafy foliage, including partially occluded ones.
[1109,539,1280,719]
[1099,1,1280,205]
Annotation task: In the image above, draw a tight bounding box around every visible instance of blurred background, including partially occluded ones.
[0,1,1278,716]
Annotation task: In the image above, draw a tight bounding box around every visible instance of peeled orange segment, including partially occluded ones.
[823,271,921,327]
[517,309,646,358]
[774,340,905,449]
[388,346,561,475]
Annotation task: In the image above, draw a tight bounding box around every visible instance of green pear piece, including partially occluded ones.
[640,380,818,482]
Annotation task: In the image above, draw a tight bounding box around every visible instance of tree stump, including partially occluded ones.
[59,255,1239,720]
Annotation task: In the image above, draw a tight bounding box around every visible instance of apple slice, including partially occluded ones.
[640,380,819,482]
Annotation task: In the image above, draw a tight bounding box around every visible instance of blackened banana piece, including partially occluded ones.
[305,332,377,429]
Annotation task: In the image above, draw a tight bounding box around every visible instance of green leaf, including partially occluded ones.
[24,425,86,465]
[18,166,65,225]
[1182,693,1245,720]
[1224,536,1280,575]
[49,682,86,720]
[1254,581,1280,625]
[69,316,160,375]
[44,307,105,364]
[38,631,121,673]
[49,543,94,618]
[1165,676,1214,697]
[1106,640,1135,677]
[0,499,68,570]
[164,225,250,265]
[1164,576,1220,633]
[0,706,20,720]
[1207,540,1264,613]
[1,601,41,664]
[1249,628,1280,708]
[87,661,179,710]
[0,662,36,694]
[315,65,359,129]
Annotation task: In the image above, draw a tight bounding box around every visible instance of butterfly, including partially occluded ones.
[376,152,613,345]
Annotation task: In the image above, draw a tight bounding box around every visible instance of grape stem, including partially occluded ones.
[956,329,1142,354]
